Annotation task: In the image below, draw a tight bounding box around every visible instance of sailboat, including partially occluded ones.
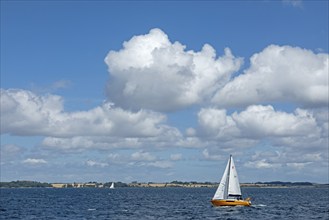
[211,155,251,206]
[110,182,115,189]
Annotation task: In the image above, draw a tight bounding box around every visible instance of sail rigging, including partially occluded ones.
[212,155,241,200]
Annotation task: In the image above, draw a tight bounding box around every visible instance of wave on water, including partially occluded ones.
[252,204,267,207]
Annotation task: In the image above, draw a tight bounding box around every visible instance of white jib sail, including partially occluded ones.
[228,156,241,196]
[212,157,230,200]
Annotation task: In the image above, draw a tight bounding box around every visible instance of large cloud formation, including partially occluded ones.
[0,89,177,138]
[105,30,328,111]
[197,105,323,140]
[1,28,328,182]
[105,28,243,111]
[197,105,328,174]
[212,45,328,107]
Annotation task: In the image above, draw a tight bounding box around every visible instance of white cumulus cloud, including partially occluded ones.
[212,45,328,108]
[197,106,327,167]
[197,105,326,152]
[0,89,177,139]
[105,28,243,111]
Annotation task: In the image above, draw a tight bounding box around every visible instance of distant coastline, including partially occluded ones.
[0,180,328,188]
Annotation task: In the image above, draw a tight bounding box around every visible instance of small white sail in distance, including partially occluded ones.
[110,182,115,189]
[213,155,241,200]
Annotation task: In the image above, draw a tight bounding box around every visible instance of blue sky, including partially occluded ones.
[1,0,328,184]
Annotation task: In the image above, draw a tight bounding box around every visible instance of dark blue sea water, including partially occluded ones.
[1,187,328,219]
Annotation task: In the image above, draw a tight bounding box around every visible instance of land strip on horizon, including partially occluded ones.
[1,180,328,188]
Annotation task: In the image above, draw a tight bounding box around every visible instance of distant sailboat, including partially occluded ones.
[110,182,115,189]
[211,155,251,206]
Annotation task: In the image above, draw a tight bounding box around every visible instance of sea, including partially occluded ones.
[0,187,328,219]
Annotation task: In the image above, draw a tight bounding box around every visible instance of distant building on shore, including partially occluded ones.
[51,183,67,188]
[51,183,104,188]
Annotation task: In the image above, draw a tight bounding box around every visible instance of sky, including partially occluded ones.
[1,0,328,184]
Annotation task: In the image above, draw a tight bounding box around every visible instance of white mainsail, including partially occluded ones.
[228,156,241,196]
[213,155,242,200]
[110,182,115,189]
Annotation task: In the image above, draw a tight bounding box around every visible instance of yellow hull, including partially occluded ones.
[211,199,251,206]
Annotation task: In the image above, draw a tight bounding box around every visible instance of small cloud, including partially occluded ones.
[131,151,156,161]
[50,80,71,90]
[244,159,281,169]
[108,153,120,160]
[287,162,312,169]
[148,161,173,169]
[170,153,182,161]
[202,149,222,161]
[186,128,196,136]
[22,158,47,165]
[29,80,71,93]
[86,160,108,167]
[282,0,303,8]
